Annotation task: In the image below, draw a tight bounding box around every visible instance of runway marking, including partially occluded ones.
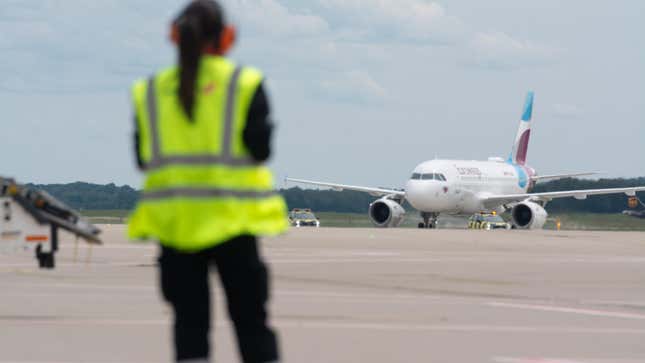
[0,282,155,291]
[276,289,447,301]
[54,243,156,250]
[268,257,645,264]
[584,299,645,308]
[488,302,645,320]
[275,321,645,334]
[5,255,645,267]
[3,317,645,335]
[0,360,154,363]
[0,286,472,306]
[493,358,587,363]
[492,358,642,363]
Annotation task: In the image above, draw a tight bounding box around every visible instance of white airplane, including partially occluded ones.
[287,92,645,229]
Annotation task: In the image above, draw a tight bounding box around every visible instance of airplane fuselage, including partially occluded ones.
[287,91,645,229]
[405,159,536,215]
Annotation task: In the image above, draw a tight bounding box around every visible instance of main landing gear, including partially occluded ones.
[418,212,439,229]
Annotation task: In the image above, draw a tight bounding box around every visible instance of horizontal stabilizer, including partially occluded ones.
[531,172,601,182]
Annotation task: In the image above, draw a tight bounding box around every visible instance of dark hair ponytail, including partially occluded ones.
[178,17,201,120]
[175,0,225,121]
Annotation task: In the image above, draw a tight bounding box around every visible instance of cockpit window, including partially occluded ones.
[411,173,422,180]
[420,173,447,181]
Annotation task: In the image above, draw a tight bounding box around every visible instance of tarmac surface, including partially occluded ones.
[1,226,645,363]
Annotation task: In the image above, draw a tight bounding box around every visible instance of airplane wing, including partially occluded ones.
[286,178,405,197]
[482,186,645,209]
[531,172,599,182]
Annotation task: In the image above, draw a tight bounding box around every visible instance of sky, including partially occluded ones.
[1,0,643,188]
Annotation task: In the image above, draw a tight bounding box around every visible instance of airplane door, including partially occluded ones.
[455,188,465,212]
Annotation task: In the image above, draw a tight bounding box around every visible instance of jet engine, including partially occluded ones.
[368,198,405,228]
[511,201,547,229]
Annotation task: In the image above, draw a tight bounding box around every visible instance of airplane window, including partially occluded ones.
[419,173,448,181]
[411,173,421,180]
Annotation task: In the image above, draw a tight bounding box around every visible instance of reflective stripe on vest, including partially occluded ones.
[140,187,277,201]
[143,66,256,170]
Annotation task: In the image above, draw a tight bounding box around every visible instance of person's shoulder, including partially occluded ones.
[131,77,147,100]
[132,66,176,86]
[131,76,147,89]
[236,63,264,89]
[246,70,264,88]
[241,64,263,79]
[131,66,177,100]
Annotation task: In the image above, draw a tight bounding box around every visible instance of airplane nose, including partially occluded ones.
[406,180,439,211]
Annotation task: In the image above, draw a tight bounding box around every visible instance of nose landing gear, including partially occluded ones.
[418,212,439,229]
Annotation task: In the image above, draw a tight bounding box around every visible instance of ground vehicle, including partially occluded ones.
[1,176,101,268]
[288,209,320,227]
[623,196,645,219]
[468,212,511,230]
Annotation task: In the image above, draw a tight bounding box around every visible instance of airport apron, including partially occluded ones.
[128,56,288,252]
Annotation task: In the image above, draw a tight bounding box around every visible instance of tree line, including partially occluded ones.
[28,177,644,214]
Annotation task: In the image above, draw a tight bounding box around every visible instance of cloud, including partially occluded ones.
[0,0,176,93]
[319,70,387,102]
[225,0,329,37]
[318,0,465,43]
[227,1,561,75]
[467,31,561,70]
[552,103,583,119]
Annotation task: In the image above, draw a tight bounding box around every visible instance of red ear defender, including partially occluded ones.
[217,25,236,55]
[170,23,180,44]
[203,25,236,55]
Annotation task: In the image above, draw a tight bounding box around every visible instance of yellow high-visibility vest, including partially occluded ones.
[128,56,288,251]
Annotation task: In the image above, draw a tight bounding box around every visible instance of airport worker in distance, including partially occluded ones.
[127,1,288,362]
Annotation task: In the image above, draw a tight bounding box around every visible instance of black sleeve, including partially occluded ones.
[243,82,273,162]
[134,115,144,170]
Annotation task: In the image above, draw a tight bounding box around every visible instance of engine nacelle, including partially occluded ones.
[368,198,405,228]
[511,201,548,229]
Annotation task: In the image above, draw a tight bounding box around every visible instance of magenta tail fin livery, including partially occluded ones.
[509,91,534,165]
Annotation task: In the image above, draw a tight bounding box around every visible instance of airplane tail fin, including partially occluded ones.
[509,91,534,165]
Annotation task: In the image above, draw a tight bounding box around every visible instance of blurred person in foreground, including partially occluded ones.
[128,1,288,362]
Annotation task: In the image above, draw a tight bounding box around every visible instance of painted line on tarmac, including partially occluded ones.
[0,360,155,363]
[0,286,465,305]
[0,261,156,269]
[0,362,155,363]
[84,244,155,250]
[275,289,471,304]
[584,299,645,308]
[4,317,645,335]
[268,257,645,264]
[493,358,586,363]
[269,249,404,256]
[275,321,645,334]
[492,357,642,363]
[488,302,645,320]
[0,282,155,291]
